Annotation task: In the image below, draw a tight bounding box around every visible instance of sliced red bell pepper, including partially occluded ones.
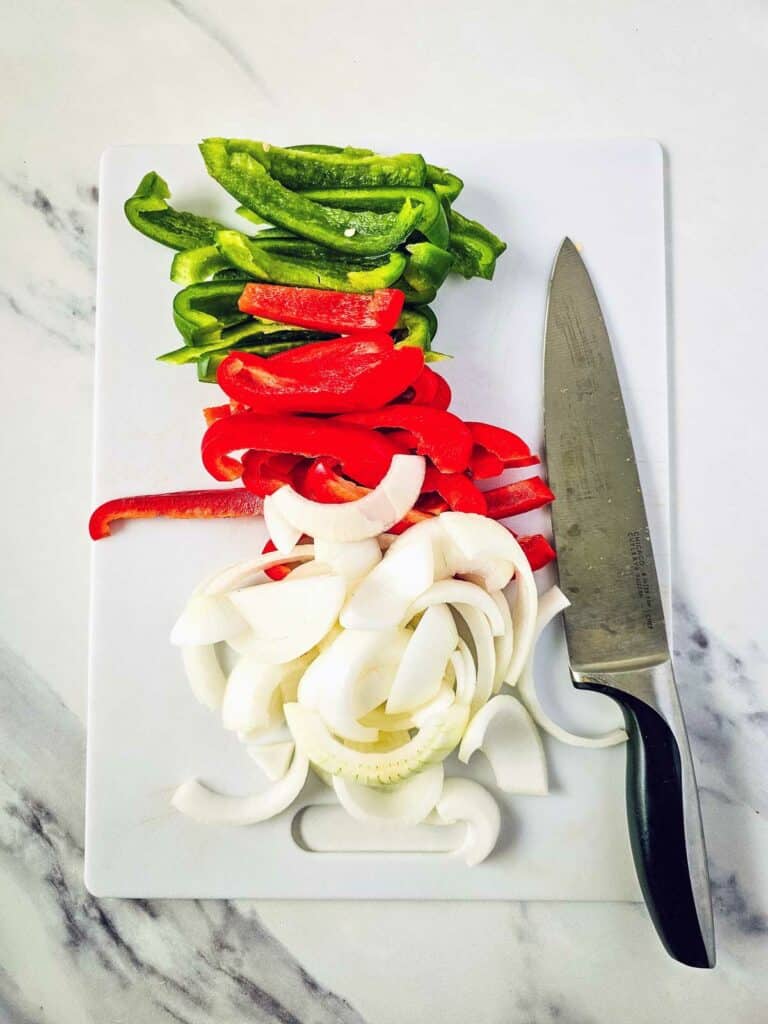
[202,413,399,487]
[467,422,540,469]
[261,537,312,580]
[421,466,488,514]
[89,488,262,540]
[516,534,556,571]
[295,458,369,504]
[469,446,505,479]
[241,451,304,496]
[203,403,232,427]
[397,366,452,410]
[217,336,423,415]
[238,283,406,334]
[483,477,555,519]
[336,406,473,474]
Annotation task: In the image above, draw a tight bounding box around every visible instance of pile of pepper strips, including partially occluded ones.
[90,285,555,572]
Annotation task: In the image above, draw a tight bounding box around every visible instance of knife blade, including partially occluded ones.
[543,238,715,968]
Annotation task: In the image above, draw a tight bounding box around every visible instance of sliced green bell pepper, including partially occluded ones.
[215,230,407,292]
[200,139,422,256]
[425,164,464,203]
[396,243,454,305]
[124,172,227,251]
[159,321,328,364]
[171,244,232,285]
[196,342,311,383]
[173,281,249,343]
[288,144,375,157]
[448,209,507,280]
[300,187,450,249]
[392,307,436,352]
[224,139,427,189]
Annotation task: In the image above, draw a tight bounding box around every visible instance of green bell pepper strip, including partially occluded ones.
[124,172,228,251]
[159,321,330,364]
[392,307,436,352]
[222,138,427,189]
[300,187,450,249]
[172,281,250,343]
[215,230,408,292]
[396,243,454,305]
[200,139,422,256]
[425,164,464,203]
[447,208,507,280]
[171,244,232,285]
[289,144,375,157]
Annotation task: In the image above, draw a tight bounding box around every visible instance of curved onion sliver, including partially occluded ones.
[490,591,514,694]
[181,644,228,710]
[407,579,505,636]
[333,764,444,826]
[517,586,628,748]
[432,777,501,866]
[172,750,309,825]
[459,694,547,794]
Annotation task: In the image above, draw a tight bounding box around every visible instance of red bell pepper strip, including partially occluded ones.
[202,413,400,487]
[203,403,232,427]
[483,477,555,519]
[469,446,505,479]
[89,488,262,540]
[421,467,488,514]
[516,534,556,571]
[261,537,312,580]
[336,406,473,474]
[397,366,452,410]
[467,422,540,469]
[295,458,369,504]
[241,451,304,496]
[238,283,405,334]
[217,336,423,415]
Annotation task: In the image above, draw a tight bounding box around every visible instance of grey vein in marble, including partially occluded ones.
[0,644,366,1024]
[0,282,94,354]
[1,175,98,272]
[165,0,274,99]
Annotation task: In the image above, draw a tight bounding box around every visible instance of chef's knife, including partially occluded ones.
[543,239,715,968]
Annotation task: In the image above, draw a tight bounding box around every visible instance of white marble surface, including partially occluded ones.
[1,2,766,1021]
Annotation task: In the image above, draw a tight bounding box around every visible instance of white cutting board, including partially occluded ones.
[86,140,667,899]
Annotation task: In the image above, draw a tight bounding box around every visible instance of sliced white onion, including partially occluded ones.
[181,644,227,710]
[490,590,514,694]
[285,701,469,787]
[297,628,409,743]
[410,683,456,726]
[222,658,296,733]
[313,538,382,583]
[263,494,302,553]
[386,605,458,714]
[171,750,309,825]
[518,586,628,748]
[501,545,538,688]
[453,602,496,710]
[333,764,444,826]
[433,777,501,866]
[228,574,345,664]
[450,638,477,706]
[171,594,247,646]
[407,579,505,636]
[270,455,425,543]
[341,530,434,630]
[204,545,315,596]
[246,740,296,781]
[459,695,548,794]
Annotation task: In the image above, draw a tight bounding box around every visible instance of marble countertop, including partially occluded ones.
[1,2,766,1021]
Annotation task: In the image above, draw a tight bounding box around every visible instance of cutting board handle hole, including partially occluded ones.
[292,804,464,855]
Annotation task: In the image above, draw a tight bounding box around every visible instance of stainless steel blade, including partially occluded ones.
[544,238,669,674]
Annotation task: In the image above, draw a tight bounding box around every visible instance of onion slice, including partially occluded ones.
[432,777,501,866]
[222,656,307,733]
[518,587,628,748]
[333,764,444,826]
[341,531,434,630]
[246,740,296,781]
[453,602,496,711]
[172,750,309,825]
[459,695,548,794]
[408,579,505,636]
[450,639,477,706]
[313,538,382,583]
[386,605,458,714]
[269,455,425,543]
[181,644,228,710]
[263,495,302,553]
[490,590,514,694]
[228,574,345,663]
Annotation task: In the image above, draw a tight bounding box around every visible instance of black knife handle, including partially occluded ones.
[576,667,715,968]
